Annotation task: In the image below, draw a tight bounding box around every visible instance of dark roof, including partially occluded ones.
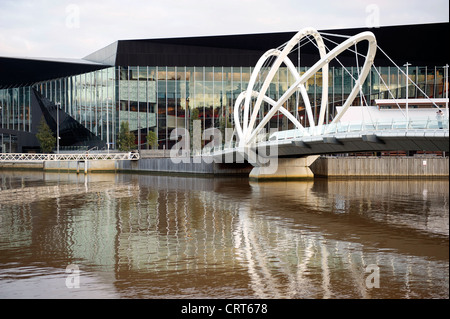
[84,22,449,67]
[1,23,448,89]
[0,56,108,89]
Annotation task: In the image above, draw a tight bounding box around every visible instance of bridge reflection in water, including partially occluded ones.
[0,172,448,298]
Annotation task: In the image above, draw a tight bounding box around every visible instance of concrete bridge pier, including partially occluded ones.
[249,155,319,181]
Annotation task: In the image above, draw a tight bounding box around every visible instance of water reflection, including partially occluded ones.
[0,171,448,299]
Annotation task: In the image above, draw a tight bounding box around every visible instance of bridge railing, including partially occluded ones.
[0,152,140,162]
[268,116,449,142]
[328,117,447,134]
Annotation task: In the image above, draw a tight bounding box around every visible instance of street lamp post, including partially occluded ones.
[107,98,111,154]
[445,64,449,119]
[56,102,60,154]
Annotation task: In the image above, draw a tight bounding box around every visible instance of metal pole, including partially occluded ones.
[137,66,141,151]
[107,97,110,154]
[56,102,60,153]
[445,64,449,119]
[404,62,411,129]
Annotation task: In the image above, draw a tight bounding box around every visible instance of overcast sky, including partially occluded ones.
[0,0,448,59]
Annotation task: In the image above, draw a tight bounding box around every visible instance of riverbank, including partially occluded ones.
[0,155,448,179]
[311,156,449,178]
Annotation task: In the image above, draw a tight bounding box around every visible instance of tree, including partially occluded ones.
[219,113,232,140]
[36,116,56,153]
[146,130,158,149]
[117,121,135,151]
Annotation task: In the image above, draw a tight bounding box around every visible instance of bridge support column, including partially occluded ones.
[249,156,319,181]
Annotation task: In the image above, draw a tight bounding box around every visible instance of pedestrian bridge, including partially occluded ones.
[207,118,448,180]
[205,26,449,179]
[210,117,449,160]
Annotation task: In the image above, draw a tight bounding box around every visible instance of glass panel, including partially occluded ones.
[378,67,389,99]
[157,66,167,149]
[167,66,177,149]
[194,67,203,81]
[417,67,427,99]
[435,67,444,98]
[204,67,213,129]
[213,67,223,130]
[426,67,434,97]
[12,88,18,131]
[175,67,186,130]
[186,66,194,140]
[129,66,139,147]
[27,86,31,132]
[18,87,24,131]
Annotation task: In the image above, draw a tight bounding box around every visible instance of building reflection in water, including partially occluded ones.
[0,171,448,298]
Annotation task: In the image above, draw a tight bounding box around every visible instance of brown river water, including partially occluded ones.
[0,171,448,299]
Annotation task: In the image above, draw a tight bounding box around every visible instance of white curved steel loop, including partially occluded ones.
[234,27,377,147]
[235,27,328,146]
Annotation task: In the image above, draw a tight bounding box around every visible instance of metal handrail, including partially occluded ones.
[213,116,448,152]
[0,152,139,162]
[275,117,449,141]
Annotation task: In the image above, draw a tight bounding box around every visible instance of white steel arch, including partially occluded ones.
[234,27,377,147]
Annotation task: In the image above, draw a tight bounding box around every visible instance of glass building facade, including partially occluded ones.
[1,23,448,153]
[0,87,31,152]
[2,65,442,151]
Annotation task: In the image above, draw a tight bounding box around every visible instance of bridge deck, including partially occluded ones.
[211,127,449,161]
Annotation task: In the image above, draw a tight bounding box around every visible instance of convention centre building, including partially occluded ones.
[0,23,448,153]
